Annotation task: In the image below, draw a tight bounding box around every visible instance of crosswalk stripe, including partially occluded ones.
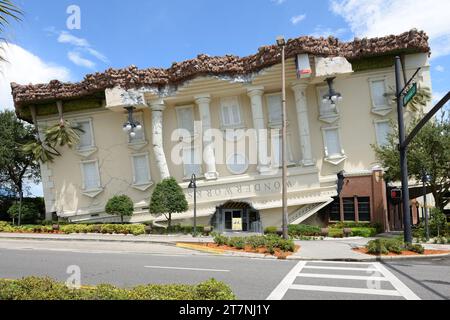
[306,260,374,265]
[266,261,306,300]
[297,273,389,281]
[303,266,378,272]
[290,284,402,297]
[372,263,421,300]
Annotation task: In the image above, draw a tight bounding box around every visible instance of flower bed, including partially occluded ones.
[209,234,298,259]
[0,277,235,300]
[356,239,450,257]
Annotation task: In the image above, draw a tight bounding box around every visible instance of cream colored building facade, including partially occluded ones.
[12,31,433,232]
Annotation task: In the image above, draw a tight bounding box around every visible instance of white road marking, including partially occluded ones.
[144,266,230,272]
[297,273,389,281]
[373,262,421,300]
[267,261,420,300]
[303,266,378,272]
[306,260,374,265]
[290,284,402,297]
[267,261,306,300]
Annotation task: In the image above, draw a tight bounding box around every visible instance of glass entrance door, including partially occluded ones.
[224,209,243,231]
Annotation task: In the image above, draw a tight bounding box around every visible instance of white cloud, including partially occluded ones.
[57,31,90,47]
[435,65,445,72]
[330,0,450,59]
[0,43,71,111]
[271,0,286,4]
[291,14,306,25]
[311,26,347,38]
[55,30,108,67]
[68,51,95,69]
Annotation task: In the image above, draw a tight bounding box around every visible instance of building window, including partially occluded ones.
[370,79,388,109]
[220,96,242,128]
[358,197,371,222]
[329,198,341,222]
[77,119,95,150]
[271,130,294,168]
[369,77,392,116]
[176,105,195,138]
[322,127,346,165]
[343,197,356,221]
[266,93,282,127]
[182,146,202,178]
[81,160,101,191]
[226,153,249,175]
[129,113,145,144]
[131,154,151,186]
[374,120,392,147]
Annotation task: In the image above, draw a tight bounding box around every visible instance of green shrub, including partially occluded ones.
[0,277,235,300]
[246,236,266,249]
[288,224,321,237]
[367,239,389,255]
[213,234,228,246]
[264,226,278,235]
[384,239,403,254]
[405,243,425,254]
[105,195,134,223]
[228,237,245,250]
[351,227,378,237]
[329,228,344,238]
[429,208,448,237]
[7,203,41,225]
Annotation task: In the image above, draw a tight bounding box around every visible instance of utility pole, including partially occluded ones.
[277,35,289,240]
[394,56,413,244]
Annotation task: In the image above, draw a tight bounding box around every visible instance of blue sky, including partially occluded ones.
[1,0,449,196]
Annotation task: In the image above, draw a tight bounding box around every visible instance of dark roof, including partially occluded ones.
[11,29,430,111]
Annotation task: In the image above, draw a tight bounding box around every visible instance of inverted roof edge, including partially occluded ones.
[11,29,430,109]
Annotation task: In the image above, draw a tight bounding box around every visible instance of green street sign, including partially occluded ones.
[403,83,417,106]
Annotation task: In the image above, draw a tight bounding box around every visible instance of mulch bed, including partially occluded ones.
[179,242,300,259]
[354,248,450,257]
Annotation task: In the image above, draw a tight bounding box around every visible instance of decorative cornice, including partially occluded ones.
[12,29,429,113]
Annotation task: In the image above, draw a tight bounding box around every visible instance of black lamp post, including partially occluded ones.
[188,174,197,237]
[422,170,431,241]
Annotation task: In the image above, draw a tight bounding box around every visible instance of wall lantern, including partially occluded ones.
[322,77,343,108]
[122,106,142,138]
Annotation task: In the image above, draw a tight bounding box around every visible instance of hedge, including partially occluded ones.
[366,239,424,255]
[60,224,146,236]
[288,224,321,237]
[0,277,235,300]
[213,234,296,253]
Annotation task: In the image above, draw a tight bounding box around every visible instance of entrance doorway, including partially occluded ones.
[211,202,262,233]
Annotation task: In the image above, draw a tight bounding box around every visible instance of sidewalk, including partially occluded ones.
[0,232,449,261]
[0,232,213,244]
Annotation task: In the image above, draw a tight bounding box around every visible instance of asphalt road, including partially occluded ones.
[0,239,448,300]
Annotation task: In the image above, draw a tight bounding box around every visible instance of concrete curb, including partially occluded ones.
[0,234,188,246]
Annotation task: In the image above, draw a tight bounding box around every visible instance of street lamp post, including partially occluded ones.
[188,174,197,237]
[422,170,430,241]
[122,106,142,138]
[277,35,289,240]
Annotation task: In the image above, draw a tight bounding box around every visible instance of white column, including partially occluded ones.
[195,94,218,180]
[292,82,314,166]
[149,99,170,180]
[247,87,271,174]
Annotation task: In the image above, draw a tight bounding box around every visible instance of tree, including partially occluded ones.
[8,202,40,225]
[0,111,40,226]
[105,195,134,223]
[0,0,22,61]
[373,112,450,211]
[149,178,188,228]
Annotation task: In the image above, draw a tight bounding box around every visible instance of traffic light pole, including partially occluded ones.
[395,56,413,244]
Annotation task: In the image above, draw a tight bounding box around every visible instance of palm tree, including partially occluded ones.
[0,0,22,61]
